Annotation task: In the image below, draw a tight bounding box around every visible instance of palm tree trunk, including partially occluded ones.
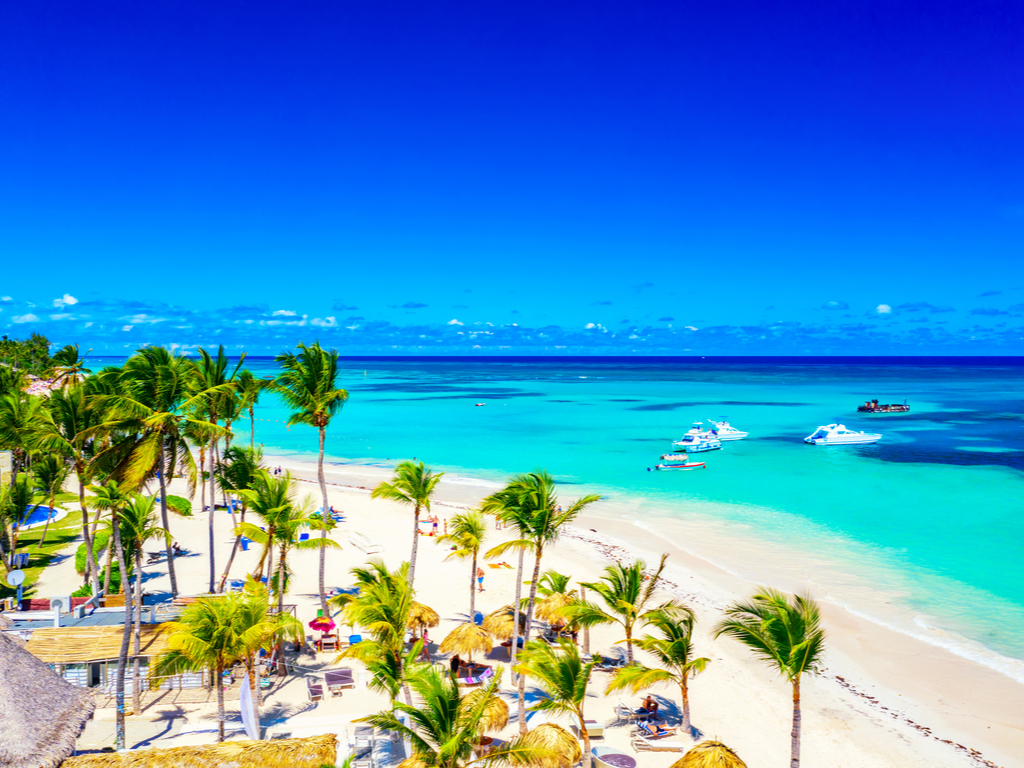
[218,506,245,593]
[80,479,100,596]
[36,496,55,547]
[249,405,255,449]
[680,680,691,735]
[103,530,114,596]
[409,503,421,586]
[317,426,328,615]
[517,544,544,734]
[112,510,133,750]
[579,714,593,768]
[276,547,288,676]
[625,626,634,665]
[133,548,144,715]
[157,436,178,597]
[208,437,218,593]
[791,679,801,768]
[216,662,226,742]
[469,552,477,621]
[511,548,524,666]
[580,584,590,655]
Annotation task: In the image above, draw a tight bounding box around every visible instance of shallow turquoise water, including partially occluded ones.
[102,356,1024,676]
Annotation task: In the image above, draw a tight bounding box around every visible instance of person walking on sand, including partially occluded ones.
[476,566,486,592]
[432,515,439,536]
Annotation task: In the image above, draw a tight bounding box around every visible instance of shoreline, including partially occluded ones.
[268,451,1024,768]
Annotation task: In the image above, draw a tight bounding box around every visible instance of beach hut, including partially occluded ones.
[408,601,440,633]
[0,629,95,768]
[440,622,493,661]
[63,733,337,768]
[481,605,527,657]
[670,740,748,768]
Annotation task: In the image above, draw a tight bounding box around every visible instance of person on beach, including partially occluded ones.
[637,695,660,720]
[432,515,439,536]
[477,566,485,591]
[449,654,461,678]
[643,722,676,737]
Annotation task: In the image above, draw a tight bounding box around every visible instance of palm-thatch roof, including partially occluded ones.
[439,622,492,660]
[63,733,337,768]
[0,630,95,768]
[670,740,748,768]
[535,592,576,625]
[480,605,527,640]
[522,723,582,768]
[26,625,172,664]
[409,601,440,632]
[461,687,509,731]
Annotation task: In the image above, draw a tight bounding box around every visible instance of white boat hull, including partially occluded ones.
[805,436,881,445]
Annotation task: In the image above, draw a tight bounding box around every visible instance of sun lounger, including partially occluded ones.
[458,666,495,686]
[631,723,685,752]
[573,720,605,738]
[348,532,384,554]
[616,700,650,724]
[353,726,374,750]
[320,634,339,652]
[306,678,324,702]
[325,668,356,695]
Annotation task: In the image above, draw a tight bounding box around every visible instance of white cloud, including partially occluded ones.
[53,293,78,308]
[684,325,699,331]
[48,313,74,321]
[272,309,297,317]
[121,325,134,331]
[311,316,337,327]
[447,319,464,325]
[12,313,38,323]
[0,296,11,302]
[876,304,892,314]
[584,322,596,329]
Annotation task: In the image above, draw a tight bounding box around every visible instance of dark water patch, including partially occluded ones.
[367,391,545,402]
[548,399,574,403]
[872,444,1024,471]
[627,437,671,442]
[358,382,530,395]
[630,401,812,411]
[609,399,644,402]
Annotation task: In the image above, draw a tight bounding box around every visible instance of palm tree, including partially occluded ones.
[563,555,680,664]
[234,470,297,585]
[88,480,135,750]
[118,494,167,715]
[515,638,601,768]
[149,585,302,741]
[437,509,488,620]
[370,459,443,588]
[30,454,70,547]
[274,342,348,614]
[216,445,267,592]
[359,664,574,768]
[714,588,827,768]
[605,607,710,735]
[482,470,600,733]
[192,346,245,593]
[3,475,37,570]
[0,393,44,482]
[528,570,580,629]
[36,385,103,594]
[48,343,92,388]
[237,369,271,449]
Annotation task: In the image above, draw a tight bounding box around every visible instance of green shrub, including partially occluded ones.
[75,531,110,575]
[165,495,192,516]
[71,584,92,597]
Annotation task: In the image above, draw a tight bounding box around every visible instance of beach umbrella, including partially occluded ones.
[439,622,493,661]
[521,723,582,768]
[461,687,510,731]
[308,616,336,633]
[481,605,527,640]
[409,601,440,632]
[670,740,748,768]
[62,733,338,768]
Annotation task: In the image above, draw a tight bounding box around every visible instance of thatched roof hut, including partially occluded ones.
[670,740,748,768]
[439,622,493,661]
[409,601,440,633]
[0,629,95,768]
[481,605,527,640]
[26,625,171,665]
[63,733,337,768]
[523,723,581,768]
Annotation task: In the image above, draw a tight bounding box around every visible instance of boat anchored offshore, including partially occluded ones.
[656,454,706,470]
[857,399,910,413]
[672,422,723,452]
[804,424,882,445]
[709,419,748,440]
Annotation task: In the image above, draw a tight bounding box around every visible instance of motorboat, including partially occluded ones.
[804,424,882,445]
[857,399,910,413]
[656,454,706,470]
[672,433,723,452]
[709,419,748,440]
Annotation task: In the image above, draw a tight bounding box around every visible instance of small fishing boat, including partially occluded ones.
[857,399,910,413]
[804,424,882,445]
[656,454,706,470]
[709,419,748,440]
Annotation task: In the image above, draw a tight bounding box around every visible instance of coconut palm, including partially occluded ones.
[274,342,348,614]
[359,664,575,768]
[515,638,601,768]
[234,470,298,586]
[482,470,600,733]
[118,494,167,715]
[371,459,443,587]
[150,585,302,741]
[237,369,272,449]
[2,475,37,570]
[563,555,680,665]
[36,385,104,594]
[527,571,580,630]
[605,607,710,735]
[48,343,92,387]
[30,454,70,547]
[88,480,135,750]
[714,588,826,768]
[437,509,488,620]
[0,392,45,482]
[216,445,267,592]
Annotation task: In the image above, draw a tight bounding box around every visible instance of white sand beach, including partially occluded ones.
[34,455,1024,768]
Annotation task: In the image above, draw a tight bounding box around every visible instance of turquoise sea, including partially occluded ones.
[104,356,1024,679]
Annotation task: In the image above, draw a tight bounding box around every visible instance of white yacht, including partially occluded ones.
[672,432,723,452]
[709,419,748,440]
[804,424,882,446]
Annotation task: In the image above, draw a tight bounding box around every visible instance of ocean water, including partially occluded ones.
[100,356,1024,679]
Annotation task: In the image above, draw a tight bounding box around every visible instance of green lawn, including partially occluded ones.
[1,509,85,600]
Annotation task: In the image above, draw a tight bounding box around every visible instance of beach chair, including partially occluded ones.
[458,666,495,687]
[320,634,339,652]
[353,726,375,751]
[630,723,686,752]
[616,700,649,724]
[306,677,324,702]
[349,532,384,554]
[325,667,356,696]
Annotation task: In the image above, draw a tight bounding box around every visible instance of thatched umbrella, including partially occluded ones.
[462,687,510,731]
[0,630,95,768]
[670,740,748,768]
[63,733,337,768]
[481,605,528,657]
[409,601,440,633]
[439,622,493,662]
[522,723,582,768]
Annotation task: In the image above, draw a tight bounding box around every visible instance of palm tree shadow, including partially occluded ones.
[130,705,186,748]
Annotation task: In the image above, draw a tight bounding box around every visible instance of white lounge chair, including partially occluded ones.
[349,532,384,554]
[630,725,686,752]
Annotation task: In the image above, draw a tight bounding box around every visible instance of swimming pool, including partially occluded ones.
[16,505,68,530]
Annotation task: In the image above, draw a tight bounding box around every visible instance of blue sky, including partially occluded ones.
[1,1,1022,354]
